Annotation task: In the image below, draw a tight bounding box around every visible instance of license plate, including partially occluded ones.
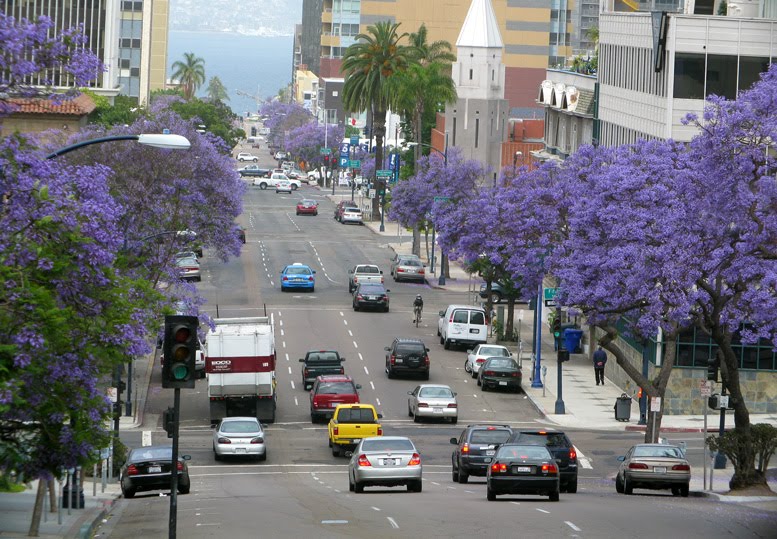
[381,458,399,466]
[499,381,507,386]
[484,457,492,463]
[486,450,495,456]
[433,407,443,414]
[237,448,246,454]
[654,467,667,473]
[352,439,361,444]
[148,466,161,473]
[367,296,376,300]
[395,358,403,363]
[294,278,303,281]
[515,466,532,473]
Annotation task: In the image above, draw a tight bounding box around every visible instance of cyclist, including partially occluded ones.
[413,294,424,324]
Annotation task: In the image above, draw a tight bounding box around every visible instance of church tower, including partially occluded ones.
[445,0,509,177]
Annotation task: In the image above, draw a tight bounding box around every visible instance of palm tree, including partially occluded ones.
[342,21,416,221]
[206,76,229,102]
[408,24,456,67]
[171,52,206,100]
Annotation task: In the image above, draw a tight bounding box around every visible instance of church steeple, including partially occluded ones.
[451,0,505,100]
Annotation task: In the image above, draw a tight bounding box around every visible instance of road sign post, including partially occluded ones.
[543,287,559,307]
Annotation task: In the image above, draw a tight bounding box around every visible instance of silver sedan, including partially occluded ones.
[615,443,690,496]
[348,436,423,493]
[465,344,511,378]
[407,384,458,424]
[212,417,266,461]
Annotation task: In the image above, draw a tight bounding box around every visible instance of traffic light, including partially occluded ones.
[552,317,562,338]
[363,125,370,137]
[708,393,729,410]
[163,407,175,438]
[324,155,330,166]
[162,315,198,389]
[707,357,719,382]
[558,350,570,362]
[250,126,257,136]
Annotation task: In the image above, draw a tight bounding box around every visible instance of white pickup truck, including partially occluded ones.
[254,172,301,190]
[347,264,384,293]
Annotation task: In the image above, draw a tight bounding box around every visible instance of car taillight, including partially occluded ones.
[177,462,184,472]
[282,276,288,281]
[313,401,320,408]
[424,355,430,366]
[397,268,404,273]
[390,355,396,365]
[408,453,421,466]
[418,402,429,408]
[447,403,457,408]
[380,276,384,283]
[333,426,339,435]
[356,294,364,300]
[217,437,231,444]
[462,443,470,454]
[304,368,309,377]
[541,463,558,474]
[511,371,520,377]
[569,448,577,461]
[308,276,314,281]
[358,454,371,467]
[491,462,507,473]
[250,437,264,444]
[377,427,383,436]
[126,465,138,476]
[418,269,424,275]
[484,370,495,376]
[672,464,690,471]
[629,462,649,469]
[476,359,485,364]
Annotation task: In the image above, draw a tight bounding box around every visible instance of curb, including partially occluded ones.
[71,496,120,539]
[625,425,708,433]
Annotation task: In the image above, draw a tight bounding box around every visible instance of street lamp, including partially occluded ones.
[46,132,191,159]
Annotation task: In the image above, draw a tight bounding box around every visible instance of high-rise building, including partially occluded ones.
[315,0,575,117]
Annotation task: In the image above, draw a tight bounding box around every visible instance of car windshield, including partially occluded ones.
[336,408,376,423]
[359,285,384,294]
[479,346,509,357]
[345,208,361,214]
[286,266,311,275]
[497,445,552,460]
[361,439,415,452]
[632,446,684,458]
[307,352,340,362]
[485,358,516,369]
[511,433,569,447]
[176,258,198,266]
[418,387,453,398]
[131,447,172,461]
[220,420,261,433]
[401,259,422,267]
[470,430,512,444]
[357,266,380,274]
[317,382,355,394]
[301,200,316,206]
[396,343,425,355]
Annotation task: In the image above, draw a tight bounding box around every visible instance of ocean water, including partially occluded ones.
[168,31,294,116]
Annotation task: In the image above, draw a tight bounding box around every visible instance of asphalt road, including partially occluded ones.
[105,164,777,538]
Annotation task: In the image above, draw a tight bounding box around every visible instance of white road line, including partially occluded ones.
[285,353,290,362]
[575,446,592,469]
[353,341,358,349]
[431,482,440,486]
[142,431,152,446]
[370,381,375,390]
[511,502,521,506]
[279,319,283,327]
[340,312,344,317]
[282,341,286,348]
[358,353,363,361]
[288,366,292,374]
[343,320,348,325]
[322,520,348,525]
[294,397,299,406]
[196,523,221,527]
[386,517,399,529]
[348,330,353,337]
[363,366,369,375]
[376,398,381,406]
[565,521,581,532]
[290,381,296,390]
[280,329,285,336]
[464,490,475,494]
[371,506,381,512]
[536,508,550,514]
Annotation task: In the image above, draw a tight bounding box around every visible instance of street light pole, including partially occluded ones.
[46,133,191,159]
[438,133,449,286]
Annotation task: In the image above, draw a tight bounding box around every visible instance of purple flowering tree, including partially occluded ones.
[284,121,344,184]
[259,100,313,152]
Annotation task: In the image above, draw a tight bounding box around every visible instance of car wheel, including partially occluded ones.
[387,368,395,379]
[549,489,560,502]
[615,474,624,494]
[349,476,355,492]
[477,378,482,387]
[178,482,190,494]
[281,286,286,292]
[252,158,258,162]
[354,480,364,493]
[471,370,477,379]
[409,480,422,493]
[259,183,267,190]
[353,304,359,311]
[332,444,341,457]
[259,452,267,462]
[384,307,389,313]
[464,361,471,373]
[451,416,458,425]
[121,485,136,499]
[491,292,502,304]
[213,445,221,461]
[624,475,633,495]
[437,328,441,337]
[291,184,298,190]
[452,463,459,482]
[310,286,315,293]
[458,469,469,484]
[423,372,429,381]
[439,335,444,344]
[443,338,450,350]
[413,412,420,423]
[296,211,300,215]
[408,405,413,418]
[486,487,496,501]
[566,478,578,493]
[671,487,680,496]
[680,484,689,497]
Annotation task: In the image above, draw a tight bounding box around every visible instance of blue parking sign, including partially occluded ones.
[339,156,349,168]
[339,142,350,156]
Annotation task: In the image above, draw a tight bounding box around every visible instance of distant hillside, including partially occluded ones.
[170,0,300,37]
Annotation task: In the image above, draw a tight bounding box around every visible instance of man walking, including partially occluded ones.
[593,345,607,386]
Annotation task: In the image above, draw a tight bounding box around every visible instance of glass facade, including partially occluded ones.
[118,1,144,99]
[674,53,772,100]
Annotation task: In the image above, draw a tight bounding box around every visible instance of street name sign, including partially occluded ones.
[376,169,393,178]
[350,160,361,168]
[544,287,559,307]
[320,147,332,155]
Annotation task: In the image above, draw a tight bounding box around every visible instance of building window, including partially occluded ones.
[491,69,494,81]
[474,118,479,149]
[706,55,738,100]
[469,68,473,80]
[120,59,130,69]
[130,67,140,76]
[673,53,705,99]
[452,117,457,146]
[739,56,771,93]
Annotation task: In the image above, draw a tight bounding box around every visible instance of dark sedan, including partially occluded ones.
[353,283,390,312]
[477,357,522,392]
[120,445,191,498]
[486,444,560,501]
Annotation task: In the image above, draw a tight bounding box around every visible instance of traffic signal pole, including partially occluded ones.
[553,303,566,414]
[168,388,180,539]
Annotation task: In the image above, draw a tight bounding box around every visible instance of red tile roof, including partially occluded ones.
[8,93,96,116]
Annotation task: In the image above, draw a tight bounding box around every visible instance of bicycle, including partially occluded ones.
[413,304,422,327]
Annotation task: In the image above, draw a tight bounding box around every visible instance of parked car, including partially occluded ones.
[385,337,429,379]
[341,207,363,225]
[450,424,513,484]
[236,226,246,244]
[353,283,390,312]
[348,436,422,493]
[238,164,270,177]
[299,350,346,390]
[437,304,488,350]
[334,200,357,221]
[407,384,456,423]
[486,444,560,501]
[286,168,304,180]
[212,416,266,461]
[506,430,578,493]
[175,256,201,282]
[236,152,258,162]
[309,375,361,423]
[120,445,191,498]
[275,179,293,193]
[465,344,512,378]
[296,199,318,216]
[477,357,522,392]
[280,262,316,292]
[175,250,198,261]
[308,168,332,182]
[478,282,531,304]
[392,256,425,283]
[274,150,289,160]
[616,443,690,497]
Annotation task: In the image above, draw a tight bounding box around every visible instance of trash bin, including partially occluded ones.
[563,328,584,353]
[61,487,84,509]
[614,394,632,422]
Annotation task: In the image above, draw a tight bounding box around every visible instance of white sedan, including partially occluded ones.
[407,384,457,424]
[213,417,266,461]
[465,344,512,378]
[236,152,258,162]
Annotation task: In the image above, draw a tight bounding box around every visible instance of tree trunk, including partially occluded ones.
[505,297,516,340]
[47,479,56,513]
[372,107,386,221]
[412,225,421,257]
[424,228,429,262]
[28,480,45,537]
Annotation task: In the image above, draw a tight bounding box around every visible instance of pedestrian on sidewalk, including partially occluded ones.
[593,345,607,386]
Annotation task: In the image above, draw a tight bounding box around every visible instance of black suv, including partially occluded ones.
[450,424,513,483]
[384,338,430,379]
[506,430,578,493]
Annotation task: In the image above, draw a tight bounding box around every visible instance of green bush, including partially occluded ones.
[707,423,777,489]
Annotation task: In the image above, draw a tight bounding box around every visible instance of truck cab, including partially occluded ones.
[299,350,345,390]
[328,404,382,457]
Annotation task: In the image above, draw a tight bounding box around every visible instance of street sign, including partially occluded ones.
[319,147,332,155]
[350,135,359,146]
[368,189,376,199]
[650,396,662,412]
[107,387,118,403]
[360,143,370,153]
[700,380,712,397]
[339,142,350,155]
[376,169,393,178]
[433,196,451,202]
[339,156,349,168]
[350,159,361,168]
[543,287,559,307]
[389,153,398,169]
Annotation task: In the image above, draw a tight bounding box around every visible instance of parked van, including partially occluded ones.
[437,305,488,350]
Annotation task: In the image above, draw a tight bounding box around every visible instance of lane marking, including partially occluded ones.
[536,508,550,514]
[363,366,369,375]
[290,381,296,390]
[280,329,285,336]
[348,330,353,337]
[343,320,348,326]
[322,520,348,525]
[279,320,283,327]
[431,482,440,486]
[285,353,289,362]
[294,397,298,406]
[142,431,152,447]
[353,341,358,349]
[196,523,221,527]
[376,398,381,406]
[511,501,521,506]
[575,446,592,469]
[283,341,286,348]
[565,521,581,532]
[371,506,381,512]
[387,517,399,529]
[358,353,363,361]
[288,366,292,374]
[370,381,375,390]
